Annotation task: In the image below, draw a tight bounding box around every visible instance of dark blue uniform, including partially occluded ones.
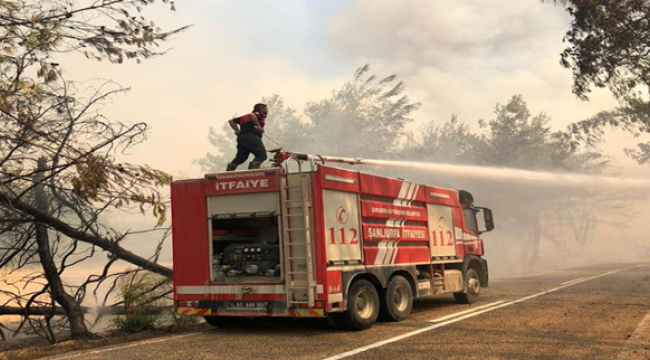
[228,112,267,169]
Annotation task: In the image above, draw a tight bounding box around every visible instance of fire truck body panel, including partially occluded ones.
[171,180,210,289]
[172,163,492,325]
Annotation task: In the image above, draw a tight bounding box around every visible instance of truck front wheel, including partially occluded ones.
[332,279,379,331]
[454,268,481,304]
[380,275,413,321]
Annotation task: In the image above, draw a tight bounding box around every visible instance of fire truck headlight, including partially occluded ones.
[265,269,276,277]
[245,264,259,275]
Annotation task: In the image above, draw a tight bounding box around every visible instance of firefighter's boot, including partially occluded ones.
[248,161,262,170]
[226,163,238,171]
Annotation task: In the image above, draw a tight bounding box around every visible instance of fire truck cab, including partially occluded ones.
[171,161,494,330]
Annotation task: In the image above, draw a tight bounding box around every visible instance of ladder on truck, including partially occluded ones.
[281,174,316,308]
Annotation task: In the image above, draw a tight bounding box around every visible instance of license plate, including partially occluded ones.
[226,301,268,310]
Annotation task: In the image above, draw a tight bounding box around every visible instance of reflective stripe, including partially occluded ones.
[177,307,212,316]
[286,308,325,317]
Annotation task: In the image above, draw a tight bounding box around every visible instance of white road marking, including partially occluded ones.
[322,265,646,360]
[428,301,504,323]
[617,306,650,360]
[44,332,205,360]
[560,276,587,285]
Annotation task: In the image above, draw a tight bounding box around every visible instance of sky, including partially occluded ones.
[58,0,638,178]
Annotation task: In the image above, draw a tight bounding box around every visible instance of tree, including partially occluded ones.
[0,78,173,341]
[544,0,650,100]
[196,65,421,171]
[303,65,420,158]
[401,95,611,273]
[0,0,184,340]
[545,1,650,163]
[477,96,611,269]
[403,114,480,164]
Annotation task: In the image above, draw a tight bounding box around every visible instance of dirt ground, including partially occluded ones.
[0,323,211,360]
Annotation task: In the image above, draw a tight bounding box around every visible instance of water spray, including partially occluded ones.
[274,150,650,190]
[362,159,650,189]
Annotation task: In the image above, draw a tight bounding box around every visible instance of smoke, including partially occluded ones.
[363,159,650,189]
[324,0,618,128]
[351,157,650,278]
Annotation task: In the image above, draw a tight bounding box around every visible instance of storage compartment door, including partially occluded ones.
[427,204,457,257]
[323,190,362,262]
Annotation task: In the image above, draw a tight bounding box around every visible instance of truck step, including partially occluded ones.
[284,205,311,210]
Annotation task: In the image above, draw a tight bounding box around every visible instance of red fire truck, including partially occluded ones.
[171,154,494,330]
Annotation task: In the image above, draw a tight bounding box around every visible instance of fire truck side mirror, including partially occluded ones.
[482,208,495,233]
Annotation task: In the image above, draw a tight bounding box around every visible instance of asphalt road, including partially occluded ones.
[45,262,650,360]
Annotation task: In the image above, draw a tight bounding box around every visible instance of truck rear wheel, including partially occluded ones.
[203,316,250,328]
[333,279,379,331]
[380,275,413,321]
[454,268,480,304]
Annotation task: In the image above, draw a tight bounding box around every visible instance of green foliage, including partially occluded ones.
[404,95,607,173]
[543,1,650,164]
[478,95,568,170]
[545,0,650,100]
[112,271,169,334]
[558,98,650,165]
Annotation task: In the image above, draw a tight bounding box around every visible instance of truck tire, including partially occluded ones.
[454,268,480,304]
[380,275,413,322]
[203,316,250,328]
[333,279,379,331]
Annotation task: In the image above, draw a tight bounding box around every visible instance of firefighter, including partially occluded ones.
[226,103,268,171]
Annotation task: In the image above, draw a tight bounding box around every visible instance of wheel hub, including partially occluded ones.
[393,284,409,312]
[356,289,375,319]
[468,277,480,294]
